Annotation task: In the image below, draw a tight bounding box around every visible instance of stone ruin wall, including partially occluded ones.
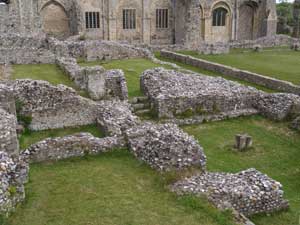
[56,57,128,101]
[160,50,300,95]
[141,68,300,122]
[0,34,151,65]
[5,79,100,131]
[0,108,19,158]
[0,85,28,215]
[141,68,260,119]
[172,169,289,217]
[0,66,293,219]
[230,34,300,49]
[22,133,126,163]
[125,122,207,171]
[0,34,55,64]
[0,151,28,216]
[0,85,19,157]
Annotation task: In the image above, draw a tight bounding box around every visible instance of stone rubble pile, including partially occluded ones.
[57,57,128,100]
[22,133,126,163]
[0,152,28,215]
[125,122,206,171]
[172,168,289,216]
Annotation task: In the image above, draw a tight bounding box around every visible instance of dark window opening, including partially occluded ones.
[212,8,228,26]
[156,9,169,29]
[85,12,100,29]
[123,9,136,29]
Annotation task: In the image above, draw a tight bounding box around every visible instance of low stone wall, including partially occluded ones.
[22,133,126,163]
[141,68,300,122]
[291,116,300,131]
[198,42,230,55]
[255,93,300,121]
[125,122,206,171]
[172,168,289,217]
[230,35,299,49]
[97,101,140,136]
[49,38,151,61]
[5,80,100,131]
[56,57,128,101]
[141,68,259,119]
[0,34,151,65]
[160,50,300,95]
[0,108,19,157]
[84,41,150,61]
[0,152,28,215]
[0,33,55,64]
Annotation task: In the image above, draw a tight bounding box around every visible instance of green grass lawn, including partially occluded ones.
[79,58,172,98]
[19,125,103,150]
[11,64,88,97]
[6,150,234,225]
[182,116,300,225]
[177,48,300,85]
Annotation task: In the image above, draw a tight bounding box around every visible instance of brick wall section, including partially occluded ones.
[160,50,300,95]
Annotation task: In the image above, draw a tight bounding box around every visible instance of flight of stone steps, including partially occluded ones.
[129,96,152,119]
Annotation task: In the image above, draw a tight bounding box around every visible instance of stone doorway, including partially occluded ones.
[238,4,255,40]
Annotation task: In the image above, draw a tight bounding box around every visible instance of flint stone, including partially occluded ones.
[125,122,206,171]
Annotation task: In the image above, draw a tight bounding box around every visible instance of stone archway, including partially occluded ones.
[40,1,70,38]
[238,4,255,40]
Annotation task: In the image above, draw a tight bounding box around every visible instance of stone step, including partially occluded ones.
[129,96,149,104]
[132,103,150,111]
[135,109,151,116]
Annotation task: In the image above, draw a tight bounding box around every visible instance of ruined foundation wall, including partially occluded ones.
[56,57,128,101]
[6,80,100,131]
[0,34,55,64]
[172,168,289,216]
[160,50,300,95]
[22,133,126,163]
[141,68,259,119]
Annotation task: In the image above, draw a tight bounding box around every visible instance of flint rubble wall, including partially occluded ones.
[160,50,300,95]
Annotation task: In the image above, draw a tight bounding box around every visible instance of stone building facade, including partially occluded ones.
[0,0,277,47]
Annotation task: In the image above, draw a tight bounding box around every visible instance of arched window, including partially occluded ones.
[212,7,228,26]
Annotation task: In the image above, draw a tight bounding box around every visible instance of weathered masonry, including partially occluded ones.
[0,0,277,47]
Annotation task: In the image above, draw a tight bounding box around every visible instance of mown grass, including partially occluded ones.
[6,150,235,225]
[182,116,300,225]
[11,64,89,97]
[79,58,172,98]
[19,125,103,150]
[177,48,300,85]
